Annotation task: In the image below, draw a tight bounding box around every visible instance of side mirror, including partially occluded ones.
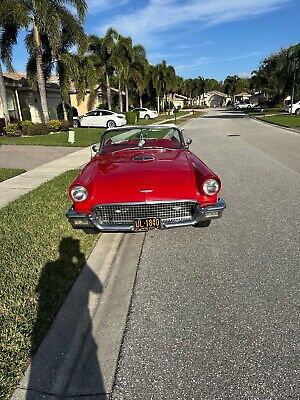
[92,144,99,153]
[186,138,192,147]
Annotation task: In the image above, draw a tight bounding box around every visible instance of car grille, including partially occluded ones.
[93,201,196,224]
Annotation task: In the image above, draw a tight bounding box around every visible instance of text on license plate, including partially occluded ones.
[134,217,161,231]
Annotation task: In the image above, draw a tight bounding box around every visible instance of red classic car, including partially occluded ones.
[66,125,226,233]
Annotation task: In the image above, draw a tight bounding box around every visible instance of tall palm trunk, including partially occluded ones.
[139,93,143,108]
[0,64,10,124]
[157,96,160,113]
[106,72,111,110]
[33,23,49,123]
[118,79,123,112]
[125,83,129,112]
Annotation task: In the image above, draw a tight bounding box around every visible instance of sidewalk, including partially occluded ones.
[0,146,92,208]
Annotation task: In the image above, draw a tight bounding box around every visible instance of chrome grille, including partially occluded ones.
[93,201,196,224]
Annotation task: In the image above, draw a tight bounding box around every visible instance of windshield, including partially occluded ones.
[100,127,184,153]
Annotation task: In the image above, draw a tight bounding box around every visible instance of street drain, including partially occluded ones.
[228,134,241,137]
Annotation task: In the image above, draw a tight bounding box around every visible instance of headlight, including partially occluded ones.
[70,185,88,202]
[203,179,220,195]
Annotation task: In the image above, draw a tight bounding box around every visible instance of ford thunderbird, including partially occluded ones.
[66,125,226,233]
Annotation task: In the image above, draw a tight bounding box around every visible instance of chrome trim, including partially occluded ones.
[66,198,226,232]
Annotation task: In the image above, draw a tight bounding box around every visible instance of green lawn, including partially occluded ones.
[136,111,190,125]
[257,114,300,128]
[168,111,204,124]
[0,168,26,183]
[0,170,99,399]
[0,128,105,147]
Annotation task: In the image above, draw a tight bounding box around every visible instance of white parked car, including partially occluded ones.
[132,107,158,119]
[73,110,126,128]
[235,102,254,110]
[284,100,300,114]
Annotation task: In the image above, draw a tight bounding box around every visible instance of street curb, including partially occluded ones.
[248,115,300,134]
[11,232,125,400]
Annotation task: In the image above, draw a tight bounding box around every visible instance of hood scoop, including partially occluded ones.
[132,154,155,162]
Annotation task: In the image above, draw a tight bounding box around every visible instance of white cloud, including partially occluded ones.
[100,0,290,43]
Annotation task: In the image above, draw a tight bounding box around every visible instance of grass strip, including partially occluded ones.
[167,111,204,125]
[0,168,26,183]
[0,128,105,147]
[0,170,99,399]
[256,114,300,128]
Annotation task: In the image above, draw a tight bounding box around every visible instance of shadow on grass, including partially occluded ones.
[26,237,105,398]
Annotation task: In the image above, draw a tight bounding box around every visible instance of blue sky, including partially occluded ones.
[11,0,300,81]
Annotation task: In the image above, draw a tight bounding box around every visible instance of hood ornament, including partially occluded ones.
[140,189,153,193]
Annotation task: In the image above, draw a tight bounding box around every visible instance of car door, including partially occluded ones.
[81,111,100,127]
[100,110,115,127]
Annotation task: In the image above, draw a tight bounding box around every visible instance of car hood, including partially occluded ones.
[85,149,197,204]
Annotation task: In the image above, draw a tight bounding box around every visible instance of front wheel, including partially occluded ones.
[144,114,150,120]
[73,119,80,128]
[194,220,211,228]
[107,120,116,128]
[247,105,251,109]
[295,108,300,115]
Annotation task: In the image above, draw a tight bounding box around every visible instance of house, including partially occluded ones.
[0,73,23,121]
[69,84,126,115]
[0,72,62,123]
[234,92,251,103]
[205,91,231,107]
[166,94,190,109]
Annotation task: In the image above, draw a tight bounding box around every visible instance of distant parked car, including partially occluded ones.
[235,102,254,110]
[73,110,126,128]
[284,100,300,114]
[132,107,158,119]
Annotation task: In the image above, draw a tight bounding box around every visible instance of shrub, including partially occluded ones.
[21,107,31,121]
[0,118,6,135]
[3,123,22,137]
[20,120,33,135]
[125,111,138,124]
[27,123,51,136]
[48,119,61,132]
[60,120,71,131]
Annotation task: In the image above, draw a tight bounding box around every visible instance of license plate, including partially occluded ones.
[133,217,161,231]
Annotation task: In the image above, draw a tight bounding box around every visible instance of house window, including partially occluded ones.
[6,90,18,120]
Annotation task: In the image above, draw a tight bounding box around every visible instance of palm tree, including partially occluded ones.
[152,61,167,113]
[0,1,27,124]
[224,75,239,102]
[131,45,149,108]
[89,29,119,110]
[197,76,206,105]
[18,0,87,123]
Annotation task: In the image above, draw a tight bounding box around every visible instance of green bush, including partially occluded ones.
[48,119,61,132]
[27,123,51,136]
[125,111,138,124]
[21,107,31,121]
[60,120,71,131]
[0,118,6,134]
[20,120,33,135]
[3,123,22,137]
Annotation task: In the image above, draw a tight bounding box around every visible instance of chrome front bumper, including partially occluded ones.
[66,198,226,232]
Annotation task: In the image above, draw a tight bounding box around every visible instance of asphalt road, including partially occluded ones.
[111,110,300,399]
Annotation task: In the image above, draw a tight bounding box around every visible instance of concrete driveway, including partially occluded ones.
[0,145,82,170]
